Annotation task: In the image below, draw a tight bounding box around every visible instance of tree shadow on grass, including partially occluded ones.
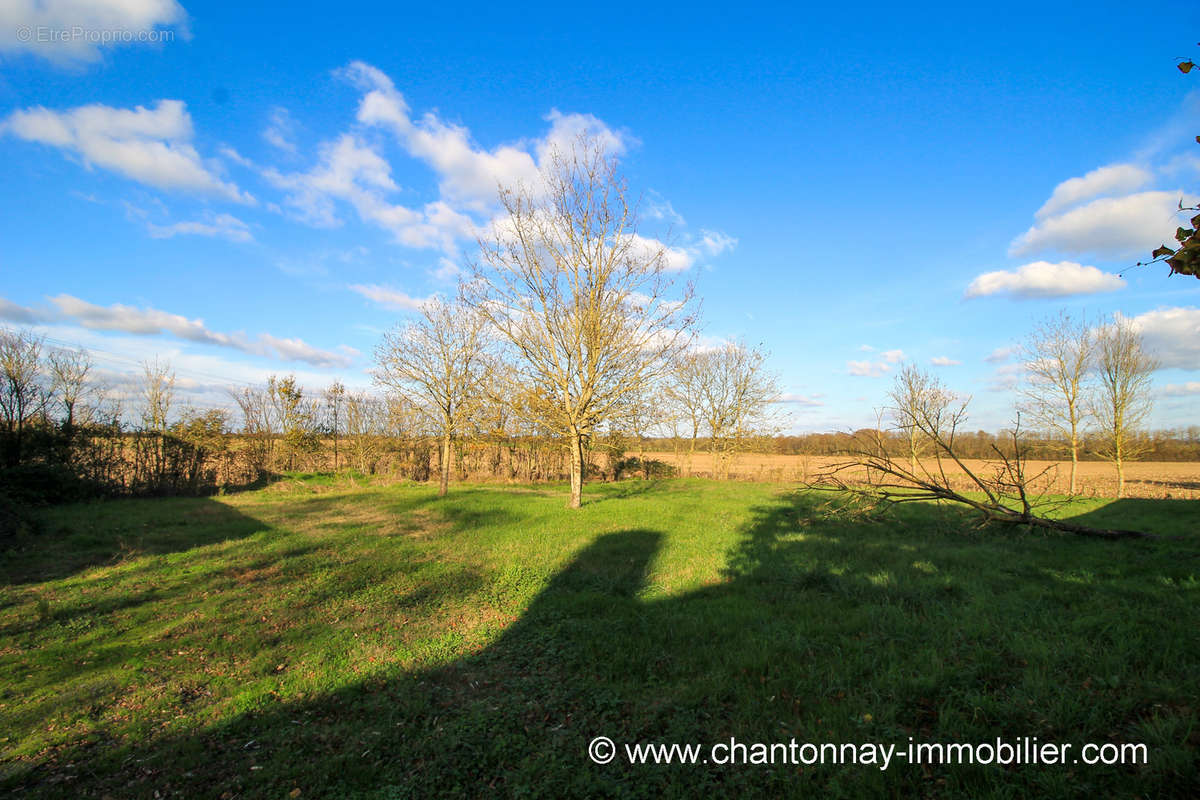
[0,497,272,586]
[7,490,1199,798]
[1062,497,1200,539]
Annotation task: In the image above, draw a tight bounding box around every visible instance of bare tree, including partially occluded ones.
[664,351,707,477]
[466,134,697,507]
[373,297,487,497]
[1091,316,1158,498]
[1018,311,1094,494]
[343,391,386,474]
[139,358,175,433]
[324,380,346,471]
[47,347,94,430]
[138,358,176,486]
[889,363,953,474]
[696,341,781,479]
[232,383,277,476]
[0,327,46,466]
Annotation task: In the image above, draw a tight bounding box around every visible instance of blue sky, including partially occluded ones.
[2,0,1199,431]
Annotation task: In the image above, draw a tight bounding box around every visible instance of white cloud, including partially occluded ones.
[431,257,464,282]
[30,324,367,418]
[930,356,960,366]
[985,345,1016,363]
[0,293,353,368]
[775,393,824,407]
[847,348,903,377]
[847,360,891,377]
[263,106,297,153]
[645,194,685,226]
[264,134,475,251]
[1035,163,1152,220]
[965,261,1125,299]
[1010,191,1197,259]
[0,0,186,64]
[2,100,251,202]
[698,229,737,257]
[146,213,252,242]
[218,145,254,168]
[1122,306,1200,370]
[348,284,435,311]
[0,297,42,324]
[987,363,1022,392]
[342,60,629,212]
[1162,382,1200,396]
[621,233,694,272]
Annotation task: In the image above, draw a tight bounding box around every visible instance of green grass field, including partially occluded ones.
[1,477,1197,798]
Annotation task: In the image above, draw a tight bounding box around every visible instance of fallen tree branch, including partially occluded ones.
[812,409,1154,540]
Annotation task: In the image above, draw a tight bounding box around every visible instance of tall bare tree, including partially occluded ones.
[232,383,277,476]
[324,379,346,471]
[888,363,954,475]
[696,341,781,478]
[0,328,45,466]
[466,134,697,507]
[1091,316,1158,498]
[139,358,175,433]
[373,297,487,497]
[47,347,94,430]
[343,391,385,474]
[1017,311,1094,494]
[138,358,176,486]
[664,351,707,477]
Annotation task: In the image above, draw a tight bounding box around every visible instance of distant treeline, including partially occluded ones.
[764,429,1200,461]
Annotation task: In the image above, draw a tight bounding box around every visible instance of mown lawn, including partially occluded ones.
[0,477,1197,798]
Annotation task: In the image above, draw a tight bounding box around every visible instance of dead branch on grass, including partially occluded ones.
[811,382,1151,540]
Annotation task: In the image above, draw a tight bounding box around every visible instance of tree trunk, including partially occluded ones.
[1116,457,1125,499]
[439,433,451,497]
[909,428,918,475]
[1068,439,1078,495]
[568,428,584,508]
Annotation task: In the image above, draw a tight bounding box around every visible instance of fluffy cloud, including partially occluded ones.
[1010,191,1197,259]
[775,393,824,407]
[697,229,738,257]
[1035,163,1152,220]
[645,195,685,226]
[1162,382,1200,396]
[930,356,960,366]
[0,294,354,368]
[343,61,627,211]
[265,134,476,251]
[847,360,890,377]
[987,363,1022,392]
[985,345,1016,363]
[1122,306,1200,370]
[0,297,42,324]
[263,107,298,153]
[622,233,694,272]
[0,0,186,63]
[2,100,251,202]
[146,213,252,242]
[848,348,904,377]
[257,61,724,270]
[965,261,1124,299]
[348,284,435,311]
